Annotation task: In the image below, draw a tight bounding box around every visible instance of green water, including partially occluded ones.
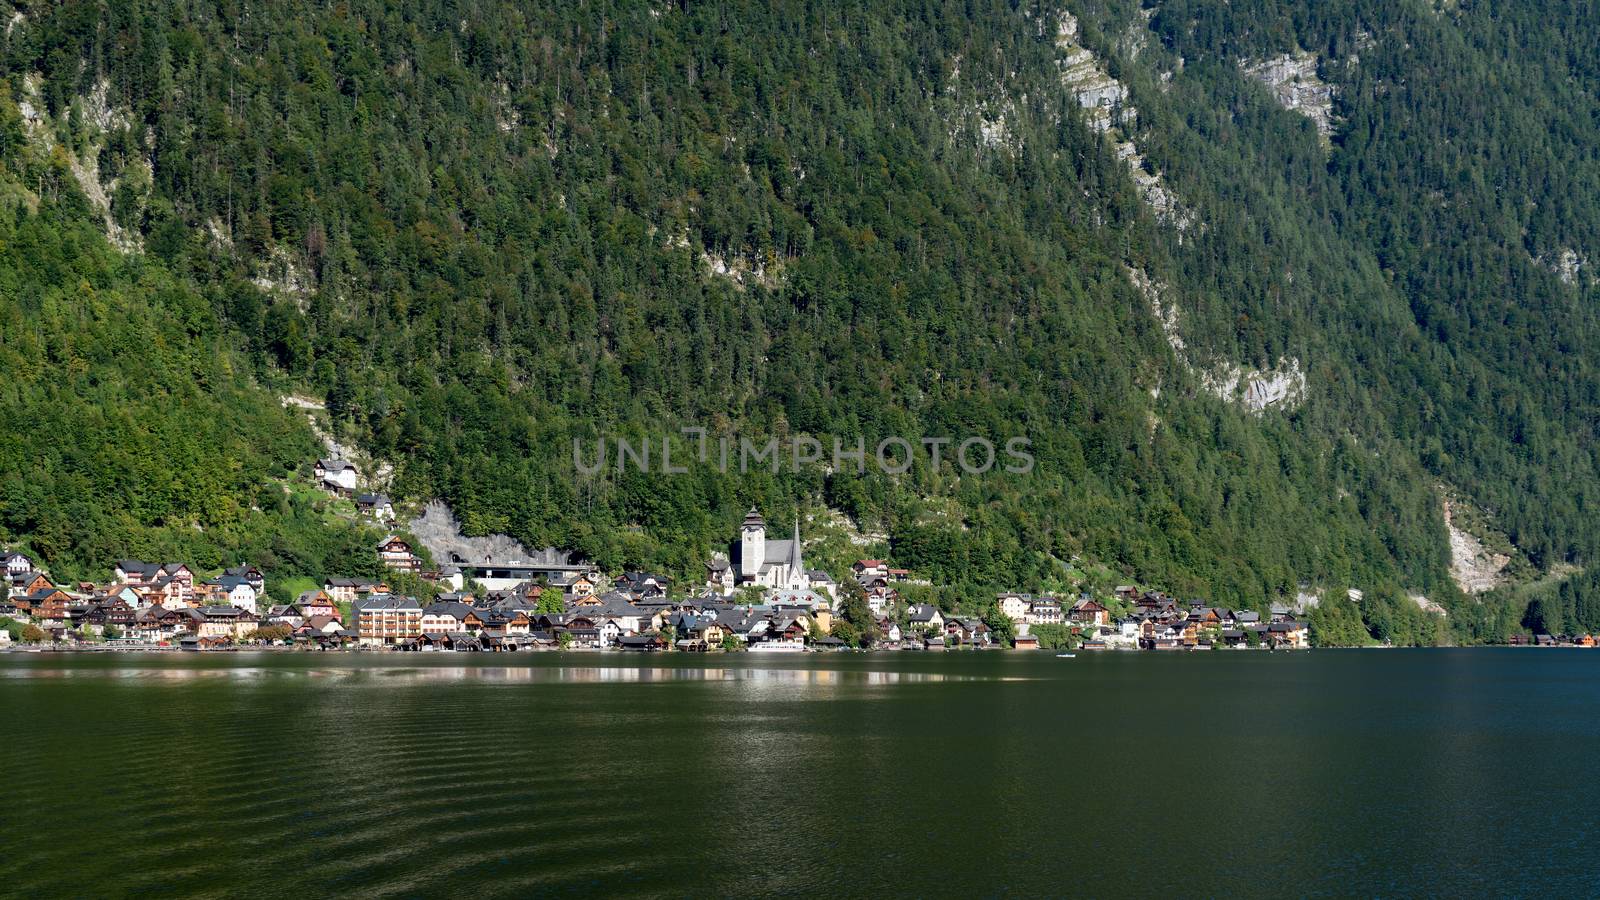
[1,649,1597,897]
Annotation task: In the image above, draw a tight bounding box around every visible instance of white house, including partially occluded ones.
[907,604,944,631]
[213,576,259,613]
[2,552,33,577]
[997,593,1031,623]
[1028,598,1062,625]
[355,493,394,521]
[315,458,360,493]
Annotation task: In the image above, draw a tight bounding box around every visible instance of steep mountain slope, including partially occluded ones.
[2,0,1598,641]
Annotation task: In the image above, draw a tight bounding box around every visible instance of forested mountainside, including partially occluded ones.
[2,0,1599,642]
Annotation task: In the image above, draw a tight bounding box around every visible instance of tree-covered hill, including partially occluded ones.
[2,0,1598,642]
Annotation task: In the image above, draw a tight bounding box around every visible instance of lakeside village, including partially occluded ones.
[0,458,1335,653]
[0,503,1319,653]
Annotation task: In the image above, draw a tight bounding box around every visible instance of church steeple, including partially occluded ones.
[789,516,805,588]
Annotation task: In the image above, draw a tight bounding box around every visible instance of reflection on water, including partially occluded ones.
[0,659,1008,685]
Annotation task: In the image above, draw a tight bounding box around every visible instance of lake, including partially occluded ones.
[1,649,1597,897]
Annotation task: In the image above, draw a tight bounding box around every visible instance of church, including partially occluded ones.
[706,507,808,591]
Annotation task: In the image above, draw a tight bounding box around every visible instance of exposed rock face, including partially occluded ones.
[1129,267,1307,413]
[1410,594,1448,617]
[1442,498,1510,594]
[1544,248,1590,286]
[1242,51,1337,138]
[942,51,1023,155]
[701,248,783,290]
[1054,12,1194,232]
[252,245,315,306]
[663,227,783,290]
[1201,359,1307,414]
[409,501,583,569]
[16,74,147,252]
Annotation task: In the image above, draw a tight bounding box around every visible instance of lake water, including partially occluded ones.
[1,649,1598,897]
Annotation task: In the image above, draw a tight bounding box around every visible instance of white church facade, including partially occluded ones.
[707,507,808,591]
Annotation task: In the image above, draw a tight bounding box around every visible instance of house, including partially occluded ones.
[878,619,902,644]
[115,560,156,583]
[9,571,52,597]
[766,588,830,611]
[206,576,259,612]
[1028,598,1063,626]
[14,587,73,622]
[80,599,135,633]
[481,609,532,638]
[852,560,889,583]
[100,585,145,609]
[1013,633,1041,650]
[323,577,384,605]
[1267,621,1310,649]
[907,604,944,632]
[116,560,193,586]
[549,571,597,598]
[1,551,33,577]
[587,597,650,634]
[617,571,670,600]
[996,593,1031,623]
[315,458,360,493]
[1069,597,1110,627]
[704,558,734,592]
[945,617,991,646]
[558,615,602,648]
[295,590,340,620]
[618,633,665,652]
[294,614,346,636]
[376,535,421,573]
[421,601,485,633]
[675,615,726,649]
[806,570,838,601]
[264,604,303,629]
[355,595,424,646]
[223,564,265,594]
[148,577,191,608]
[411,632,481,652]
[355,493,395,521]
[131,605,202,642]
[749,616,808,651]
[197,606,260,641]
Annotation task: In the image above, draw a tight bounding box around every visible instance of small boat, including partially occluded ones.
[1056,653,1076,658]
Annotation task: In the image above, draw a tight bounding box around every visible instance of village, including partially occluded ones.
[0,502,1315,654]
[0,457,1327,653]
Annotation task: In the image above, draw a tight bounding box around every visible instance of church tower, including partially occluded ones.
[788,517,806,589]
[739,507,766,580]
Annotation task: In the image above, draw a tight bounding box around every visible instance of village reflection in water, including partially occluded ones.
[0,660,998,685]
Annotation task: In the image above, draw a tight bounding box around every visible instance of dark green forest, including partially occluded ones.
[2,0,1598,643]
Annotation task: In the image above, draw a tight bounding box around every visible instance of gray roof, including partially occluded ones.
[358,595,422,611]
